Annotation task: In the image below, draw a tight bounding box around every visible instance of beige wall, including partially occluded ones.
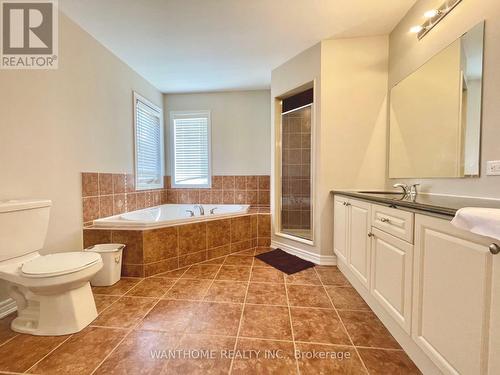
[0,13,162,253]
[271,37,388,258]
[388,0,500,198]
[271,44,322,257]
[163,90,271,176]
[320,36,389,254]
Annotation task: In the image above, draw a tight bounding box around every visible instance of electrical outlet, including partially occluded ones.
[486,161,500,176]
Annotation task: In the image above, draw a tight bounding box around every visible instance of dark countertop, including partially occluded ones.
[331,190,500,217]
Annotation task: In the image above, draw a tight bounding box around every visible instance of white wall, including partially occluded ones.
[388,0,500,198]
[0,13,162,253]
[163,90,271,175]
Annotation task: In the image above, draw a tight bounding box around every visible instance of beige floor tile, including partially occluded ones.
[232,338,297,374]
[163,279,212,300]
[181,264,221,280]
[139,299,199,334]
[290,307,351,345]
[286,284,332,308]
[0,333,68,373]
[325,286,370,311]
[295,342,367,374]
[204,281,248,303]
[126,277,176,298]
[250,267,285,284]
[93,295,120,314]
[285,268,322,285]
[187,302,243,336]
[315,266,350,286]
[92,296,157,329]
[215,266,251,281]
[245,282,287,306]
[223,255,254,266]
[165,334,235,374]
[94,330,181,374]
[338,310,401,349]
[28,326,126,375]
[358,348,422,374]
[239,305,292,340]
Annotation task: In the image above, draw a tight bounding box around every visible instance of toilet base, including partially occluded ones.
[10,282,98,336]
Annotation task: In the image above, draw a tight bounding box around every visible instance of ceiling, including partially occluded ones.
[60,0,417,93]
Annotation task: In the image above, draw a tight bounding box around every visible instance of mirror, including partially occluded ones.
[389,22,484,178]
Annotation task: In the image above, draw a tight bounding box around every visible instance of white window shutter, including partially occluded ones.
[171,111,211,188]
[134,93,164,190]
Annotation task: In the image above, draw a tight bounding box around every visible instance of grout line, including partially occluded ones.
[283,273,302,375]
[25,334,73,373]
[312,266,370,374]
[89,293,165,375]
[0,334,19,349]
[228,254,253,374]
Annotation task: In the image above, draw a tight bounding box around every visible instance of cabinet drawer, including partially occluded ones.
[372,204,414,243]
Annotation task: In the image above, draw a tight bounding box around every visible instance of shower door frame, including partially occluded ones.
[275,101,315,245]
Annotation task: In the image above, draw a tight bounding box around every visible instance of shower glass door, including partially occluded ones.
[280,103,312,241]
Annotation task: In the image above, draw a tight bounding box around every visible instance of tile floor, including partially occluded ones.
[0,248,421,374]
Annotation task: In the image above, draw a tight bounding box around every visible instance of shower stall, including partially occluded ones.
[279,88,313,241]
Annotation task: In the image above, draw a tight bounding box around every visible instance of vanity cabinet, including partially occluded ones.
[333,196,371,289]
[371,227,413,333]
[333,194,500,375]
[413,214,495,375]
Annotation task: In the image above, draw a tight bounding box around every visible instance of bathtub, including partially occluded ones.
[93,204,250,229]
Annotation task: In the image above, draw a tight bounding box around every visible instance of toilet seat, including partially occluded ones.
[21,252,101,278]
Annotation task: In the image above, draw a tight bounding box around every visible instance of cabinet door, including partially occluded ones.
[413,214,493,375]
[333,196,349,264]
[347,199,371,289]
[371,228,413,333]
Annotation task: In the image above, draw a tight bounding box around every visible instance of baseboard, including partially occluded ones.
[0,298,16,319]
[271,240,337,265]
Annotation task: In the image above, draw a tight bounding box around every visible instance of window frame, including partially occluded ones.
[133,91,165,191]
[169,110,212,189]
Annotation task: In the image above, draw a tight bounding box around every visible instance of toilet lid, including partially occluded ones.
[21,252,101,278]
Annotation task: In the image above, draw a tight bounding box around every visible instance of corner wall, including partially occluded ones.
[163,90,271,176]
[270,37,388,261]
[388,0,500,198]
[0,12,163,253]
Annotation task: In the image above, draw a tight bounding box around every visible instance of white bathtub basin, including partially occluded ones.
[92,204,250,229]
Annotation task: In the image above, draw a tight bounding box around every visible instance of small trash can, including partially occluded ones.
[84,244,125,286]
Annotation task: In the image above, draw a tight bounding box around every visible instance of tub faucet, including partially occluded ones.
[194,205,205,215]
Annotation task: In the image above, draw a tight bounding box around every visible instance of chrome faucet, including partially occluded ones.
[393,183,420,197]
[193,205,205,215]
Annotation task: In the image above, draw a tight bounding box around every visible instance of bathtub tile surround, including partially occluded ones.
[83,211,271,277]
[82,173,270,226]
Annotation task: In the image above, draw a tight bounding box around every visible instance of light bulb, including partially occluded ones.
[424,9,440,18]
[410,25,423,33]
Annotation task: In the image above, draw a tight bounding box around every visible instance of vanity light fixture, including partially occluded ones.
[409,0,463,40]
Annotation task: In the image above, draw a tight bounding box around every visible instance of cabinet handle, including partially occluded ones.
[380,217,390,223]
[342,202,347,206]
[368,232,374,238]
[490,243,500,255]
[345,202,351,206]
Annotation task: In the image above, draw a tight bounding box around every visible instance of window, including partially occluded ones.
[133,92,164,190]
[170,110,211,188]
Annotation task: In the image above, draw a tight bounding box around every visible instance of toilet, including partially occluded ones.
[0,199,103,336]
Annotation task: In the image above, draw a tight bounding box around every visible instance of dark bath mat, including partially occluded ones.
[255,249,315,275]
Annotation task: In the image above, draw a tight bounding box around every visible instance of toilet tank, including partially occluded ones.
[0,199,52,262]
